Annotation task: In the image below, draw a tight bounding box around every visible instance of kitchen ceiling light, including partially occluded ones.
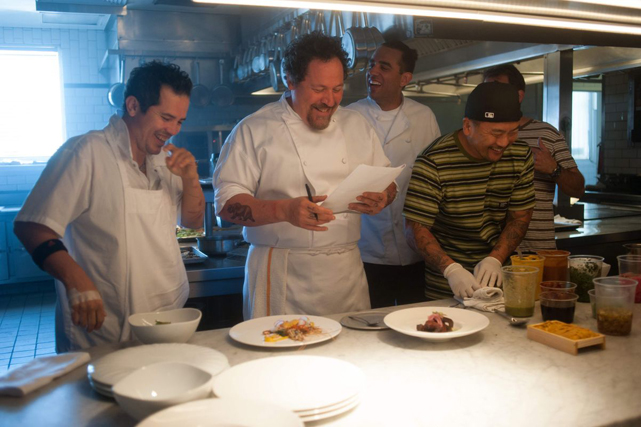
[560,0,641,10]
[193,0,641,36]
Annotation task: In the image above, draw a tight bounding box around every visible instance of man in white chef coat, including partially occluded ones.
[346,41,440,308]
[213,32,397,319]
[14,61,205,352]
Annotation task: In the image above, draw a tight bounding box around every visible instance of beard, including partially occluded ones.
[306,104,336,130]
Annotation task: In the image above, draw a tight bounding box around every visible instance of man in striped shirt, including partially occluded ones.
[404,82,535,299]
[484,64,585,251]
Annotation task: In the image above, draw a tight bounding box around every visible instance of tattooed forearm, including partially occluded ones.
[384,182,398,208]
[227,203,255,222]
[405,220,453,273]
[491,209,533,262]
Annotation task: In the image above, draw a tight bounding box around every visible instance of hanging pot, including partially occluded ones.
[278,20,299,89]
[266,34,276,66]
[342,13,369,72]
[237,48,251,81]
[269,31,286,92]
[191,60,212,108]
[251,41,265,75]
[107,57,126,109]
[328,10,344,40]
[211,59,235,107]
[313,10,326,34]
[342,27,368,71]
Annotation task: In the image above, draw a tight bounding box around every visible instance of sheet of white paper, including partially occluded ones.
[320,164,405,213]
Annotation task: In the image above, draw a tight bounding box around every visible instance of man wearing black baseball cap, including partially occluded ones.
[403,82,535,300]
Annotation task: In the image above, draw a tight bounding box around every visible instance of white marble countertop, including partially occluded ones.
[2,299,640,427]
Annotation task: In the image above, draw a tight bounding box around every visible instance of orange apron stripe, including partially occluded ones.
[266,247,274,316]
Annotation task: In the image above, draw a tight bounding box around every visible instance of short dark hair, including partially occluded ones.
[282,31,348,85]
[381,40,418,74]
[483,64,526,92]
[124,60,192,113]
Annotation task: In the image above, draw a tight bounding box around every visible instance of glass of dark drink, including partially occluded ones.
[540,291,579,323]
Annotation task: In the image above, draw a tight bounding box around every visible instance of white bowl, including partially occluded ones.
[128,308,201,344]
[113,362,213,420]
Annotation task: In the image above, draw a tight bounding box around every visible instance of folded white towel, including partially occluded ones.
[455,287,505,312]
[554,214,583,225]
[0,352,90,397]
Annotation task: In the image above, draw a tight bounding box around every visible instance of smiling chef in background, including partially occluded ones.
[213,32,396,319]
[14,61,205,352]
[346,40,441,308]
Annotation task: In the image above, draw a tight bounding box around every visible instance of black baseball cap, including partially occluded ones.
[465,81,522,122]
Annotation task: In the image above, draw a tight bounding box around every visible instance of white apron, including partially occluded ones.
[244,243,369,319]
[242,108,370,319]
[56,139,189,352]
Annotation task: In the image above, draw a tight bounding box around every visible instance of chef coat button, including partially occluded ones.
[405,139,411,143]
[303,161,308,166]
[342,158,347,164]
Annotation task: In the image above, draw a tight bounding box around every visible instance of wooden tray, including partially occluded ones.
[527,321,605,355]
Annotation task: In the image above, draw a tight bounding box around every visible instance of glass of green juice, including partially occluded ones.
[502,265,539,317]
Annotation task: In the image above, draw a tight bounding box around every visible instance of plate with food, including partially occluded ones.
[229,315,342,348]
[384,307,490,342]
[175,226,205,242]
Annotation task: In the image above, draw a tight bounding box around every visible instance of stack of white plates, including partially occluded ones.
[138,398,303,427]
[87,343,229,398]
[212,355,365,423]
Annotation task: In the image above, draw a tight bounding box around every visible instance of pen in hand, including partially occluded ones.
[305,184,319,221]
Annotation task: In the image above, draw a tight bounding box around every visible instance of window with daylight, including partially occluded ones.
[0,49,65,164]
[571,89,602,162]
[571,82,602,186]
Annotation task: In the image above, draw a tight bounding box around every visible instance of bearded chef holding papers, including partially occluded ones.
[213,32,397,319]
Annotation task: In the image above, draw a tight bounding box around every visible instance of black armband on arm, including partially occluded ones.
[31,239,68,270]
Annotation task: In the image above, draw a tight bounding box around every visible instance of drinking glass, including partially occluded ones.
[593,276,637,336]
[617,255,641,303]
[502,266,539,317]
[536,250,570,281]
[511,254,545,300]
[568,255,604,303]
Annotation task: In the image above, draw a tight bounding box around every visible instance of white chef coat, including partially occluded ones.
[346,97,440,266]
[214,93,391,317]
[16,115,189,352]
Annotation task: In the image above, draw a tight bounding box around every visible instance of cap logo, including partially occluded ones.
[485,112,495,119]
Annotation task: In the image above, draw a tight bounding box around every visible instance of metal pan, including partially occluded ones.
[191,60,211,108]
[107,57,126,109]
[270,31,286,92]
[211,59,234,107]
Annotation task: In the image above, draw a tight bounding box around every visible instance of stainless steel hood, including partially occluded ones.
[29,1,641,97]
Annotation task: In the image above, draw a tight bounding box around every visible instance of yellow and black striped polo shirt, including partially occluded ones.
[403,130,535,300]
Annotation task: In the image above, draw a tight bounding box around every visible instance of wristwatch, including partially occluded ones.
[550,165,563,179]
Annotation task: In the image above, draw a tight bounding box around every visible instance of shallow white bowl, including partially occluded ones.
[113,361,213,421]
[129,308,201,344]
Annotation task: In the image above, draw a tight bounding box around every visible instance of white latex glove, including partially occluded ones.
[444,263,481,298]
[473,256,503,288]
